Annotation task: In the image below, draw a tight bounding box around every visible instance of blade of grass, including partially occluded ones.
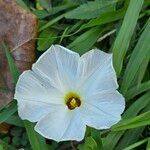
[39,13,65,32]
[121,20,150,94]
[123,138,148,150]
[0,140,16,150]
[126,80,150,100]
[103,92,150,150]
[24,121,48,150]
[5,114,24,127]
[112,111,150,131]
[136,55,150,86]
[80,7,126,30]
[1,42,20,84]
[90,128,104,150]
[68,26,107,55]
[116,127,145,150]
[147,138,150,150]
[112,0,144,76]
[116,103,150,150]
[0,101,17,123]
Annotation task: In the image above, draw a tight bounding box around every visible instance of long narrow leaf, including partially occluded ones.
[126,80,150,100]
[0,101,17,123]
[68,26,107,55]
[121,20,150,94]
[24,121,48,150]
[123,138,148,150]
[112,0,144,76]
[1,42,20,84]
[112,111,150,131]
[103,92,150,150]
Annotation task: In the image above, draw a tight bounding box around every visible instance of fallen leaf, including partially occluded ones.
[0,123,10,134]
[0,0,37,107]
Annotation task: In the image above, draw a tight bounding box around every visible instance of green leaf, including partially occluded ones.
[68,26,106,55]
[24,121,48,150]
[39,13,65,32]
[1,42,20,84]
[5,114,24,127]
[123,138,148,150]
[126,80,150,100]
[121,20,150,94]
[37,0,51,11]
[112,0,144,76]
[115,127,145,150]
[37,29,57,51]
[112,111,150,131]
[65,0,117,19]
[136,54,150,86]
[78,136,97,150]
[0,139,16,150]
[33,4,75,19]
[90,128,103,150]
[80,7,126,30]
[147,138,150,150]
[0,101,17,123]
[103,92,150,150]
[16,0,30,11]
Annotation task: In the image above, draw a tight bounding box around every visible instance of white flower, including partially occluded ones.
[14,45,125,142]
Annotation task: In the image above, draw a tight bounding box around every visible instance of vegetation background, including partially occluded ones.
[0,0,150,149]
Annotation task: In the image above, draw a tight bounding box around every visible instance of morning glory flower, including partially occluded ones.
[14,45,125,142]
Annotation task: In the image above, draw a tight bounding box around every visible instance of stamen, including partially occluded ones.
[65,92,81,110]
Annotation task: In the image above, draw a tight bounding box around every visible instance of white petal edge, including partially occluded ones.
[14,70,64,122]
[35,108,86,142]
[32,45,80,93]
[81,90,125,129]
[77,49,118,95]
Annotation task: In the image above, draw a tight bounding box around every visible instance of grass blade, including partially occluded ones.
[147,138,150,150]
[80,7,126,30]
[0,101,17,123]
[24,121,48,150]
[103,92,150,150]
[121,20,150,94]
[68,26,107,55]
[123,138,148,150]
[112,0,144,76]
[126,80,150,100]
[112,111,150,131]
[1,42,20,84]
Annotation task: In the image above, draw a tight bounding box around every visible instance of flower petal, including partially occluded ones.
[81,90,125,129]
[15,70,64,122]
[77,49,118,96]
[32,45,80,93]
[35,108,86,142]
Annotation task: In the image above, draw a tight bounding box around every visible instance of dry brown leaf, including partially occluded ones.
[0,123,10,134]
[0,0,37,107]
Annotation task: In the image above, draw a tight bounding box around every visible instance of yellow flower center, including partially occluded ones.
[65,92,81,110]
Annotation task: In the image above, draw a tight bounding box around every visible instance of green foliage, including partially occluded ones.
[37,28,57,51]
[112,111,150,131]
[121,19,150,94]
[0,101,17,123]
[24,121,48,150]
[112,0,144,76]
[1,0,149,149]
[1,42,20,84]
[1,43,48,149]
[65,0,117,19]
[37,0,51,11]
[68,27,105,54]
